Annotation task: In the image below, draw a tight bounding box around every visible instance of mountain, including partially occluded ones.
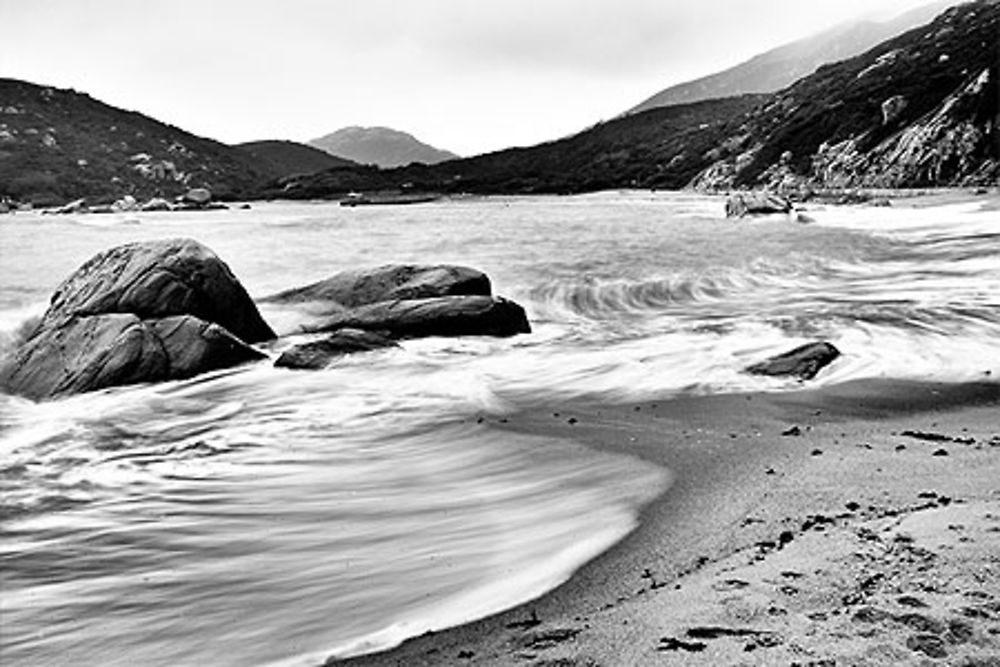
[691,0,999,190]
[0,79,275,206]
[308,126,459,168]
[277,1,997,197]
[628,0,953,114]
[235,140,356,178]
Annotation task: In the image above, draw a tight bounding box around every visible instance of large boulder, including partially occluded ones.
[745,341,840,380]
[263,264,492,308]
[725,192,793,218]
[0,314,265,400]
[0,239,274,400]
[42,238,275,343]
[275,329,398,370]
[306,296,531,339]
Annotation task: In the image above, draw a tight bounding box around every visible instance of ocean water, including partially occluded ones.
[1,191,998,665]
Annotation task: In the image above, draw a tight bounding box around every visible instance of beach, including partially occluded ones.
[338,379,1000,666]
[2,191,999,666]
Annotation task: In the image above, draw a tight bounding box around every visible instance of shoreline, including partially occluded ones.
[335,379,1000,665]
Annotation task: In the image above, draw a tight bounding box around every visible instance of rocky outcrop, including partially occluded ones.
[305,296,531,339]
[262,264,491,308]
[745,341,840,380]
[0,314,265,400]
[0,239,273,399]
[725,192,792,217]
[691,3,999,191]
[275,329,398,370]
[43,238,274,343]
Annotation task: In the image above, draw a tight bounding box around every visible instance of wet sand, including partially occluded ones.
[335,379,1000,666]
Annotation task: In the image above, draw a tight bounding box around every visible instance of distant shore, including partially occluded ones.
[336,378,1000,665]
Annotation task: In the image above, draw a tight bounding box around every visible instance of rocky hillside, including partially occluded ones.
[236,140,356,178]
[0,79,274,206]
[309,126,459,168]
[628,0,952,114]
[691,0,999,190]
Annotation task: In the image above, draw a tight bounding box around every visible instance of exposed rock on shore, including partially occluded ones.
[0,314,265,400]
[0,238,273,399]
[43,238,275,343]
[265,264,531,341]
[745,341,840,380]
[306,296,531,339]
[725,192,792,217]
[275,329,398,370]
[263,264,491,308]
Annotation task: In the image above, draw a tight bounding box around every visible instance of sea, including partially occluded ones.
[1,191,998,666]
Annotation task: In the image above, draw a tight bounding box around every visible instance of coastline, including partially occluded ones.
[334,379,1000,665]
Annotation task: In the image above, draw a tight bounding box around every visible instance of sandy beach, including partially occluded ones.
[337,378,1000,666]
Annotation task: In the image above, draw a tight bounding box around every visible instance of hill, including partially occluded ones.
[235,140,355,178]
[691,0,999,190]
[628,0,953,114]
[0,79,274,206]
[309,126,459,168]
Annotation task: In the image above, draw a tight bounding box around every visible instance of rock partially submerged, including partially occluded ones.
[0,238,273,399]
[0,314,265,400]
[745,341,841,380]
[265,263,531,343]
[306,296,531,339]
[725,192,793,218]
[262,264,491,308]
[275,329,398,370]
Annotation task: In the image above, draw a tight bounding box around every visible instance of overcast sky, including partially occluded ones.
[1,0,937,156]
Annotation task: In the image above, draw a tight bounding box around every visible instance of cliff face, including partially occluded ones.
[691,1,999,191]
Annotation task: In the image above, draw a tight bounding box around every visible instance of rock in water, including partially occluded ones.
[725,192,792,218]
[181,188,212,205]
[0,314,265,400]
[275,329,398,370]
[263,264,492,308]
[745,342,840,380]
[307,296,531,339]
[0,239,273,399]
[43,238,274,343]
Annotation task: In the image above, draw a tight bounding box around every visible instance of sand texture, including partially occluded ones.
[336,380,1000,666]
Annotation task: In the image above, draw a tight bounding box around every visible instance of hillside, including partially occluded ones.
[309,126,459,168]
[236,140,355,178]
[691,0,999,190]
[628,0,953,114]
[273,95,765,198]
[0,79,274,205]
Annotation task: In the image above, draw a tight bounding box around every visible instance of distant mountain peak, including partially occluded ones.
[309,126,459,168]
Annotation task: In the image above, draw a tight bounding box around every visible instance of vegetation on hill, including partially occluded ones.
[0,79,273,206]
[235,140,356,179]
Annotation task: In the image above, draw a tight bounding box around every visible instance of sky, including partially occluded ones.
[1,0,938,157]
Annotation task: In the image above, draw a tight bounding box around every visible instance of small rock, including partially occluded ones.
[746,342,840,380]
